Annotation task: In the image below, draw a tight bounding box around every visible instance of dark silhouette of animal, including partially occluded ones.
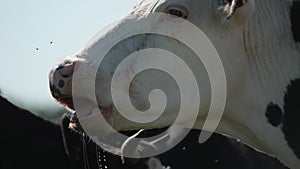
[0,95,290,169]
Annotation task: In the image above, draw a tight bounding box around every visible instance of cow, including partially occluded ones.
[49,0,300,168]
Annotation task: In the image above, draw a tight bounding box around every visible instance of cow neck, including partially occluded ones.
[243,0,300,105]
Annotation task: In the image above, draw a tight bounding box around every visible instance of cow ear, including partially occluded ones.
[219,0,255,22]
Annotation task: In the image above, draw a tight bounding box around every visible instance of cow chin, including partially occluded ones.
[56,97,75,111]
[68,107,177,134]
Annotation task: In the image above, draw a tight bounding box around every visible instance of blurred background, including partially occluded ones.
[0,0,140,119]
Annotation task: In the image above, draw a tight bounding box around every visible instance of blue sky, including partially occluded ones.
[0,0,140,110]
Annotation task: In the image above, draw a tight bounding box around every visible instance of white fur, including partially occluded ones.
[59,0,300,168]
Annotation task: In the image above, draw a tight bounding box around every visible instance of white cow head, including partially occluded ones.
[49,0,300,168]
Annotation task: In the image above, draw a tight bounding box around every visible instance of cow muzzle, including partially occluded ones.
[49,61,76,110]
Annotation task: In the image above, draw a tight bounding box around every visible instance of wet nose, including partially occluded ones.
[49,61,75,98]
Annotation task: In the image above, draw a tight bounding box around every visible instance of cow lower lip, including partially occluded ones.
[56,97,74,110]
[67,112,78,123]
[67,112,84,132]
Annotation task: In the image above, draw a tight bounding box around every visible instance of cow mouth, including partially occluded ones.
[67,111,84,132]
[56,97,74,110]
[66,103,114,132]
[67,111,168,138]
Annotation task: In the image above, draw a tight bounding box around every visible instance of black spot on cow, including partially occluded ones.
[282,79,300,159]
[265,103,283,127]
[58,79,65,88]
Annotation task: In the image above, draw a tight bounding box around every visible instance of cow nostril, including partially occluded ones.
[56,62,75,78]
[49,83,62,97]
[56,64,65,71]
[58,80,65,88]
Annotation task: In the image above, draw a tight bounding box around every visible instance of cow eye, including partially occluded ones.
[164,5,189,19]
